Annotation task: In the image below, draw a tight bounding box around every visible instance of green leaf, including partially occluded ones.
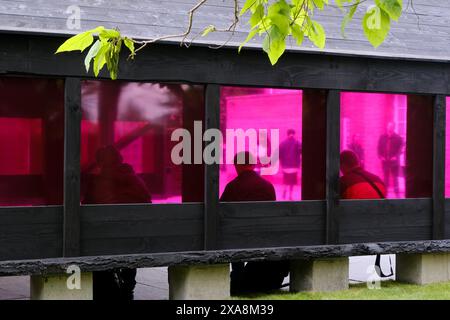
[55,26,105,53]
[240,0,257,16]
[99,28,121,41]
[93,41,109,77]
[249,4,264,27]
[375,0,402,21]
[363,5,391,47]
[201,25,216,37]
[312,0,325,10]
[291,24,304,46]
[341,1,360,38]
[267,0,291,35]
[124,37,135,57]
[239,28,259,52]
[263,26,286,65]
[106,40,122,80]
[84,39,102,72]
[308,20,326,49]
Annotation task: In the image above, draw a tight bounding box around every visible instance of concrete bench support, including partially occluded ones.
[168,264,230,300]
[30,272,93,300]
[396,253,450,285]
[290,258,349,292]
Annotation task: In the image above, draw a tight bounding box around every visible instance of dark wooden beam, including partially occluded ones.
[1,34,450,95]
[204,84,220,250]
[80,203,203,256]
[338,198,432,243]
[2,240,450,277]
[433,95,446,239]
[326,90,341,244]
[63,78,81,257]
[218,200,326,249]
[0,207,63,261]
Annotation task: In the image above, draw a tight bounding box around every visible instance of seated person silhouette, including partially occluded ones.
[340,150,393,277]
[340,150,386,199]
[221,151,289,295]
[83,145,151,300]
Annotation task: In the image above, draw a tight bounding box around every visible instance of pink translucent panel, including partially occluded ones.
[341,92,407,199]
[446,97,450,197]
[220,87,303,201]
[80,81,204,204]
[0,77,64,206]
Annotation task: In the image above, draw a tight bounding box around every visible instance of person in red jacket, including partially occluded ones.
[340,150,386,199]
[340,150,394,278]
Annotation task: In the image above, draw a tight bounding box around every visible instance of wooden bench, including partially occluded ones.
[1,240,450,300]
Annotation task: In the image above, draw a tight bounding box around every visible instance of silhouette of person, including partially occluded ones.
[340,150,394,277]
[82,145,151,300]
[348,133,365,169]
[278,129,302,200]
[377,122,403,197]
[221,151,289,295]
[340,150,386,199]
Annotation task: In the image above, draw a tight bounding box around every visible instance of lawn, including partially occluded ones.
[237,281,450,300]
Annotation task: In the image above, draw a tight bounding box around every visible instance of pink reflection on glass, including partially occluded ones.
[81,81,204,204]
[445,97,450,198]
[0,77,65,206]
[340,92,407,199]
[220,87,303,201]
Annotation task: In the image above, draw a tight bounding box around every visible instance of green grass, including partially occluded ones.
[236,281,450,300]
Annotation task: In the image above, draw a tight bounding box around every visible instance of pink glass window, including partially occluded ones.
[0,77,65,206]
[341,92,433,199]
[445,97,450,198]
[80,81,205,204]
[219,87,304,201]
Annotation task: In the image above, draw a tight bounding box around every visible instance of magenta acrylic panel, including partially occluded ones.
[446,97,450,198]
[80,81,204,204]
[340,92,407,199]
[220,87,303,201]
[0,77,65,206]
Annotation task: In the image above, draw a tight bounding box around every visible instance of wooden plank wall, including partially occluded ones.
[0,0,450,61]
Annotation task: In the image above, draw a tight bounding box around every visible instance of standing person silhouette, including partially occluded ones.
[221,151,289,295]
[377,122,403,198]
[83,145,151,300]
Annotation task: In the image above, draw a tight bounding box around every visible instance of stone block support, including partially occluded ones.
[290,258,349,292]
[396,253,450,285]
[168,264,230,300]
[30,272,93,300]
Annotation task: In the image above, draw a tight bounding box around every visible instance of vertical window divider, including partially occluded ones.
[63,78,82,257]
[433,94,446,240]
[326,90,341,244]
[204,84,220,250]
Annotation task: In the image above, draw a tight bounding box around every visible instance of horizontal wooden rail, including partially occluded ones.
[1,240,450,277]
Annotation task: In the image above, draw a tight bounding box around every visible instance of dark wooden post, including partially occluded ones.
[301,89,327,201]
[204,84,220,250]
[63,78,82,257]
[326,90,341,244]
[406,95,434,198]
[432,95,446,240]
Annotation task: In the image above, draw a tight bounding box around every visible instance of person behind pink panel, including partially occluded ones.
[377,122,403,198]
[340,150,386,200]
[82,145,151,301]
[220,151,289,295]
[278,129,302,200]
